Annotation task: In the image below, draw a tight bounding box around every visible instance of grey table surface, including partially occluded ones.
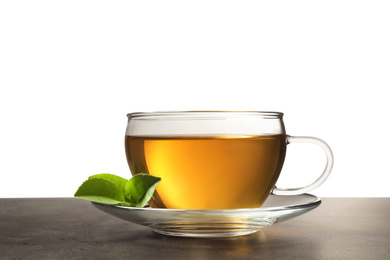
[1,197,389,260]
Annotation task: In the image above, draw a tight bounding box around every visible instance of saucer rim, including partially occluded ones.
[91,193,321,213]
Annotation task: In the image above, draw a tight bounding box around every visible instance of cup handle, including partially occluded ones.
[271,135,334,196]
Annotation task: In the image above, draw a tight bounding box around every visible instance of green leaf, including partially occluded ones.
[74,173,161,208]
[74,178,130,206]
[88,173,128,196]
[125,173,161,207]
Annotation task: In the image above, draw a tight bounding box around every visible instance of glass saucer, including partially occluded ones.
[92,193,321,238]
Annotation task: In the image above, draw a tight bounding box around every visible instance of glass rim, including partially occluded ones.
[127,111,284,119]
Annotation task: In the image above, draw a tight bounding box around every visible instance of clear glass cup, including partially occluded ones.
[125,111,333,210]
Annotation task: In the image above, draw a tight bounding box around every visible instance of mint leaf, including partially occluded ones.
[74,173,161,208]
[74,178,130,206]
[88,173,128,196]
[125,173,161,207]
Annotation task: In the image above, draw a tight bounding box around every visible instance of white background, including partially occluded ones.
[1,1,389,198]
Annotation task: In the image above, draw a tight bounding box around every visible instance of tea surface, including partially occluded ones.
[125,135,286,209]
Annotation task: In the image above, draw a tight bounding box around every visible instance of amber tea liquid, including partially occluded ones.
[125,135,286,209]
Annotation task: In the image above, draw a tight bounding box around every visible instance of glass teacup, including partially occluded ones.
[125,111,333,210]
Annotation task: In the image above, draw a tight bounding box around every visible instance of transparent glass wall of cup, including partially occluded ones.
[125,111,333,210]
